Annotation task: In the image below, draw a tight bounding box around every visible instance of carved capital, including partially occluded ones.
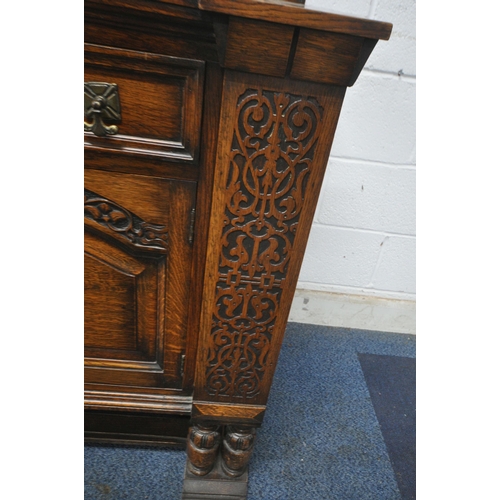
[221,426,257,478]
[186,424,221,476]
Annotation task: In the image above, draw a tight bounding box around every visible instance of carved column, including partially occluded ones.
[221,426,257,478]
[186,424,221,476]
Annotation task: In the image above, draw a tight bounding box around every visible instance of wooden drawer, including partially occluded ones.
[84,169,197,410]
[84,44,205,164]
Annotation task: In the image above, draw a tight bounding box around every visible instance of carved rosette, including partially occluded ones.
[205,89,323,399]
[84,189,168,252]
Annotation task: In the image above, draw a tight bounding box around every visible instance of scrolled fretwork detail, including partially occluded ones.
[205,89,323,400]
[84,189,168,252]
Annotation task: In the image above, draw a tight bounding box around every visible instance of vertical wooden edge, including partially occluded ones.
[193,69,238,399]
[184,61,207,163]
[183,62,225,391]
[214,21,378,88]
[213,14,229,66]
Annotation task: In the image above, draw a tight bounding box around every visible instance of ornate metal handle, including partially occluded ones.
[84,82,121,137]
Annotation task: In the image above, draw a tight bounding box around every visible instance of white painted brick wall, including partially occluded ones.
[300,0,416,302]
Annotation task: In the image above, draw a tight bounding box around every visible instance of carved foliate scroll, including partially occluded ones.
[205,89,323,399]
[84,189,168,252]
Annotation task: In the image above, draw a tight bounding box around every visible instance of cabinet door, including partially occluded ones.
[84,169,196,409]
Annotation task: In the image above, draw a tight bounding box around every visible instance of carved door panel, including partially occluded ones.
[84,169,196,407]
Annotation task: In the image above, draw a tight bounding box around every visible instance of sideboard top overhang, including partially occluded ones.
[91,0,392,41]
[196,0,392,40]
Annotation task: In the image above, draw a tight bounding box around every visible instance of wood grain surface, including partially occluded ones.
[193,71,346,408]
[197,0,392,39]
[84,0,392,476]
[84,170,197,405]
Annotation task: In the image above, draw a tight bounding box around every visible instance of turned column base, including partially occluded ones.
[182,452,249,500]
[182,424,256,499]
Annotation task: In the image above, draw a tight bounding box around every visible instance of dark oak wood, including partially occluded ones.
[182,452,249,499]
[84,170,196,407]
[186,424,222,475]
[85,44,205,163]
[193,71,346,415]
[221,426,256,477]
[291,29,365,85]
[197,0,392,40]
[223,18,295,77]
[183,62,225,391]
[85,410,191,446]
[84,1,392,497]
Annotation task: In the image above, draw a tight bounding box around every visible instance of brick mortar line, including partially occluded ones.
[362,68,416,81]
[311,223,416,238]
[295,282,416,301]
[328,155,416,169]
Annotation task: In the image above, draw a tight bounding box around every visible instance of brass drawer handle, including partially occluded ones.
[84,82,121,137]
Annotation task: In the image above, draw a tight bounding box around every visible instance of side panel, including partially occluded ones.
[193,71,346,421]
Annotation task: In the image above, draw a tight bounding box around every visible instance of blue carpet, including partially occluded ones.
[85,323,416,499]
[357,354,416,499]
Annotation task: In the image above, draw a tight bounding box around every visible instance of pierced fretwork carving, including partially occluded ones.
[205,89,323,399]
[84,189,168,252]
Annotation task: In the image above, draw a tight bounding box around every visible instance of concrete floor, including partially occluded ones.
[289,289,416,335]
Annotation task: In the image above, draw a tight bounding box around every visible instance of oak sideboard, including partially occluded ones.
[84,1,392,497]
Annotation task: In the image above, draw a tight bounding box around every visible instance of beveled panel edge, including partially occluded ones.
[192,402,266,424]
[84,149,201,181]
[84,136,196,162]
[85,390,193,414]
[84,357,163,371]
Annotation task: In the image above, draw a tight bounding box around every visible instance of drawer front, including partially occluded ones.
[84,44,205,163]
[84,169,196,399]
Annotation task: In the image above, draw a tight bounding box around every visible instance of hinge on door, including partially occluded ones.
[180,354,186,377]
[188,207,196,245]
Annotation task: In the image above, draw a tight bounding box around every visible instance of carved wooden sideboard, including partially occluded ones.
[84,0,391,497]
